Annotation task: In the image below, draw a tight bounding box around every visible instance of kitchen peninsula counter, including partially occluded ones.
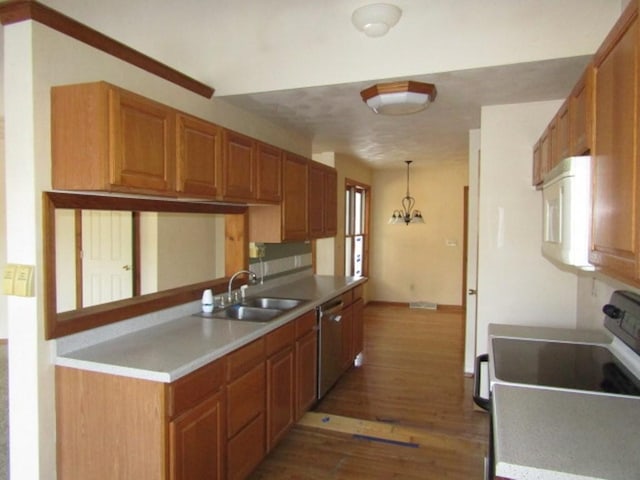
[55,274,366,382]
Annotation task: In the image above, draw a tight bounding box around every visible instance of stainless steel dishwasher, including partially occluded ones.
[317,296,344,399]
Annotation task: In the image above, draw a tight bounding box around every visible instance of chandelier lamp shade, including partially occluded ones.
[389,160,424,225]
[360,81,437,115]
[351,3,402,37]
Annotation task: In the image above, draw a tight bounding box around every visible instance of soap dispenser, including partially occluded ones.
[202,289,214,313]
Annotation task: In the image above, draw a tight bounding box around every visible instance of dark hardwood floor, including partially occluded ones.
[250,304,489,479]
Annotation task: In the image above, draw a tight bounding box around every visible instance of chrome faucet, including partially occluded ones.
[228,270,257,302]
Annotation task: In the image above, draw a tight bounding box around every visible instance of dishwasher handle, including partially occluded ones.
[473,353,491,412]
[318,299,344,320]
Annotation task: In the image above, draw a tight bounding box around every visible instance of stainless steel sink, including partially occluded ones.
[211,305,282,322]
[241,297,307,310]
[195,296,308,322]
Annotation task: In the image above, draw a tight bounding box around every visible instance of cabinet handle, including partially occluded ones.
[331,314,342,323]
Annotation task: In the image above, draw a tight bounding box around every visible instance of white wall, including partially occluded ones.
[3,20,313,479]
[0,119,6,338]
[38,0,624,96]
[474,101,579,356]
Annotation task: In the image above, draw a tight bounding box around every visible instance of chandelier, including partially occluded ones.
[389,160,424,225]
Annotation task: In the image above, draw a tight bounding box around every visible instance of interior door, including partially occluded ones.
[464,132,480,374]
[81,210,133,307]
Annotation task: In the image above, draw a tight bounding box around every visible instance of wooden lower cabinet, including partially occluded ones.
[227,413,266,480]
[352,297,364,360]
[341,304,355,372]
[169,392,225,480]
[266,346,295,449]
[266,323,295,450]
[56,309,327,480]
[225,339,266,480]
[295,311,318,419]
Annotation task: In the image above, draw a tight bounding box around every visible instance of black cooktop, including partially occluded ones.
[492,338,640,396]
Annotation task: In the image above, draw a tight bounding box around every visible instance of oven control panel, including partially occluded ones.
[604,290,640,355]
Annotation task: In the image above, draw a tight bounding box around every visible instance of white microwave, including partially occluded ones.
[541,156,594,270]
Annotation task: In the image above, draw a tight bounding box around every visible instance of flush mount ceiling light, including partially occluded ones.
[360,81,437,115]
[351,3,402,37]
[389,160,424,225]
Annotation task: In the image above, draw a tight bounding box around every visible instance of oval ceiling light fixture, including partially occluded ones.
[360,81,438,115]
[351,3,402,37]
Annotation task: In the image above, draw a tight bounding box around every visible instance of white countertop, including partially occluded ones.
[55,275,365,383]
[488,323,640,480]
[493,384,640,480]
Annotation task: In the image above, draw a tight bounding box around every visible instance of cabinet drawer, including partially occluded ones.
[227,412,266,480]
[226,363,265,438]
[295,310,317,339]
[168,358,225,418]
[266,322,295,356]
[341,289,353,306]
[226,338,265,381]
[352,284,363,301]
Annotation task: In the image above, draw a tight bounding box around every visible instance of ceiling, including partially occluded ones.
[36,0,619,168]
[223,58,591,167]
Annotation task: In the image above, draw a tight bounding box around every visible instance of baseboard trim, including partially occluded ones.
[365,301,465,313]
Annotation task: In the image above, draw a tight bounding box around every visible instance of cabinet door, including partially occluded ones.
[222,130,256,201]
[266,346,295,450]
[556,102,570,161]
[169,392,225,480]
[282,153,308,240]
[110,88,176,194]
[590,6,639,280]
[309,163,338,238]
[256,142,282,202]
[341,304,354,372]
[226,363,265,438]
[539,128,552,182]
[532,140,543,187]
[324,167,338,237]
[570,68,593,155]
[227,413,265,480]
[352,297,364,361]
[176,114,222,198]
[295,329,318,420]
[308,163,325,237]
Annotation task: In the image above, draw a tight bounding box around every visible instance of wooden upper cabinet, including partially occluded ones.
[308,162,338,238]
[256,142,282,203]
[281,153,309,241]
[570,67,594,155]
[324,167,338,236]
[532,140,543,187]
[590,0,639,282]
[176,113,222,198]
[52,81,176,196]
[555,101,570,162]
[222,129,256,201]
[539,127,552,182]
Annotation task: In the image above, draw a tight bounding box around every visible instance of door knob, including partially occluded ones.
[468,289,477,295]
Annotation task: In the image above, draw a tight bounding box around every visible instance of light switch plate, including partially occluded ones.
[3,263,35,297]
[2,264,17,295]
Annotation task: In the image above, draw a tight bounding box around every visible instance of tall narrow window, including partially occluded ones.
[345,180,370,277]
